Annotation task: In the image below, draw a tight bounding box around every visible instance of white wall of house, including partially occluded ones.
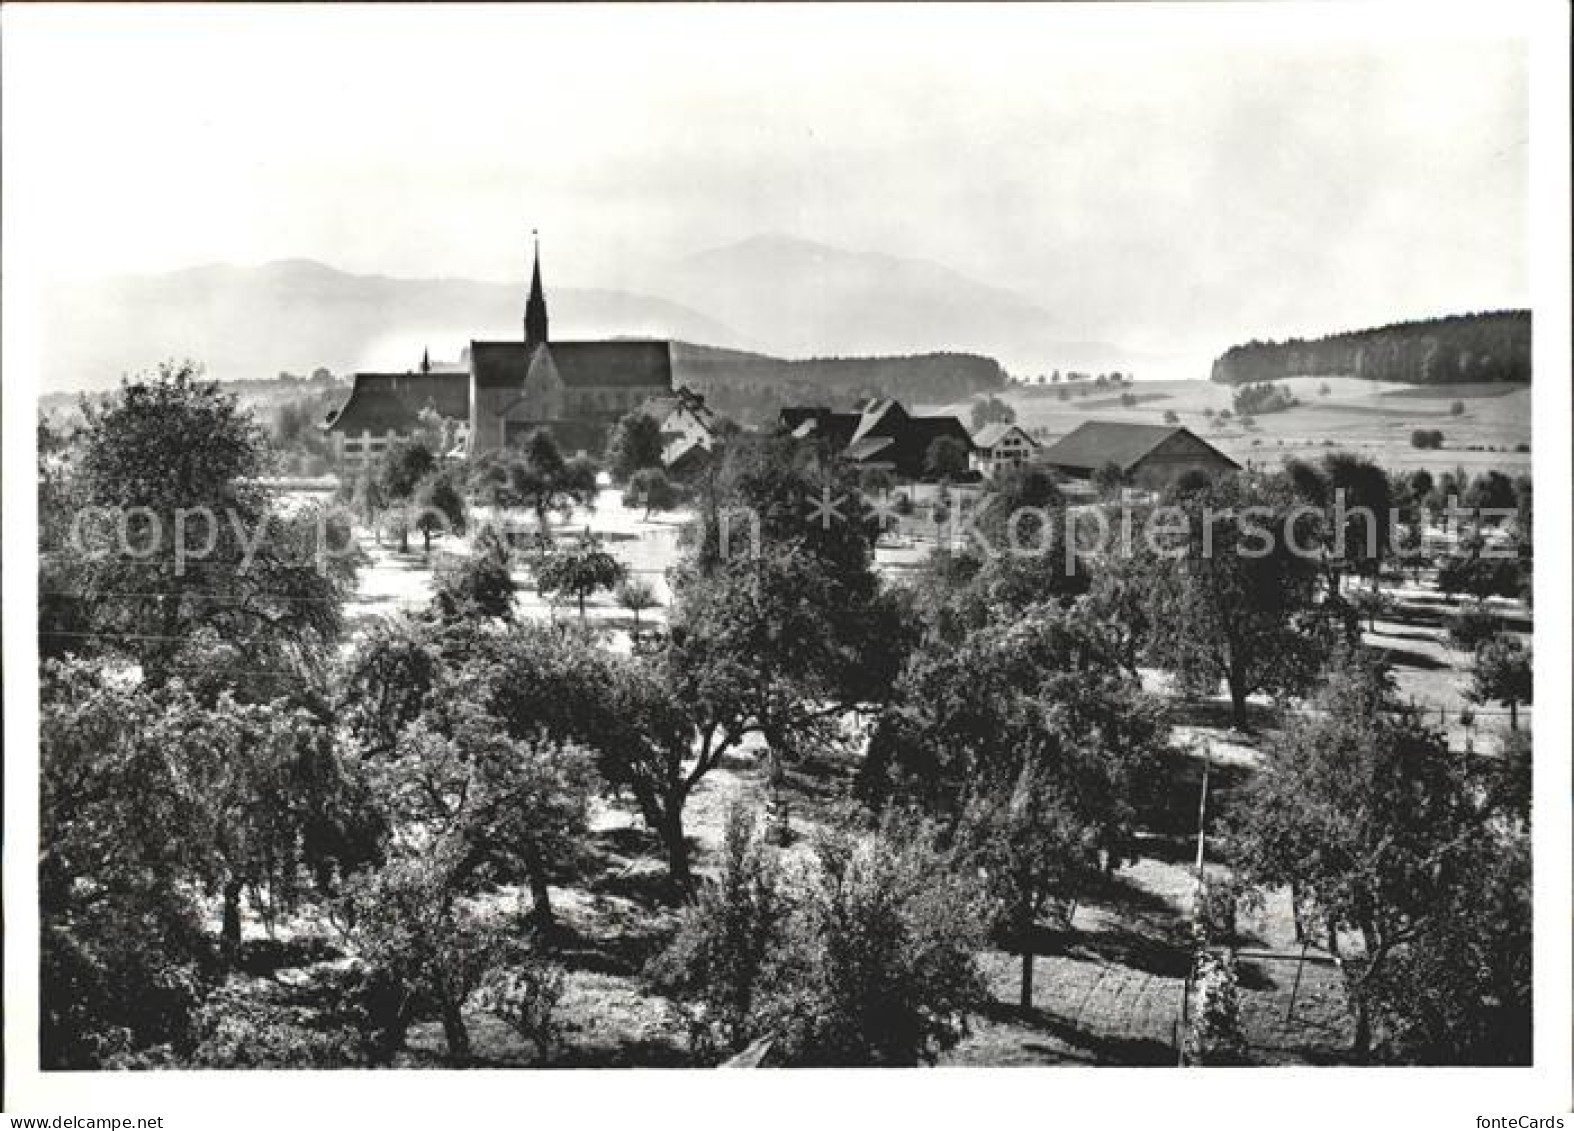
[971,427,1038,478]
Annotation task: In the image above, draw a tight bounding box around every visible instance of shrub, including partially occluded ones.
[1185,949,1248,1065]
[648,815,990,1068]
[1232,382,1296,417]
[1192,878,1242,947]
[335,853,508,1063]
[1411,429,1445,450]
[646,804,787,1060]
[1163,409,1180,424]
[189,978,372,1069]
[1445,604,1499,652]
[475,958,568,1063]
[768,822,989,1067]
[432,528,515,622]
[1450,400,1465,416]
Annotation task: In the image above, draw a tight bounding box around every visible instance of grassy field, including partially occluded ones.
[924,375,1532,476]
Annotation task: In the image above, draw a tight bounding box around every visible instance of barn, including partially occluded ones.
[1038,421,1239,484]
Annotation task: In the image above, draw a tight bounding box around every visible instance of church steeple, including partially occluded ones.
[524,231,549,348]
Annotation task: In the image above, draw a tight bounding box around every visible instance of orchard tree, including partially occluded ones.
[1318,453,1394,582]
[41,659,218,1065]
[978,462,1064,545]
[863,603,1168,1006]
[1139,475,1333,728]
[412,470,468,552]
[924,435,970,482]
[1469,635,1532,730]
[956,763,1100,1009]
[604,410,666,483]
[1091,461,1128,497]
[431,528,515,623]
[1227,648,1522,1061]
[615,576,660,636]
[377,439,439,553]
[370,705,598,929]
[625,466,681,519]
[63,363,359,684]
[670,438,917,777]
[333,847,504,1063]
[535,534,626,623]
[469,428,598,539]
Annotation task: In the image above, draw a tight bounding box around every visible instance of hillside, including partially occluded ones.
[1210,310,1530,386]
[670,340,1009,424]
[37,260,739,393]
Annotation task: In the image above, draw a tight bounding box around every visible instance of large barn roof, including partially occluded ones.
[324,372,469,433]
[1040,421,1235,472]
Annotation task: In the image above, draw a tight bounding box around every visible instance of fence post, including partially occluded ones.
[1194,743,1212,881]
[1284,940,1310,1022]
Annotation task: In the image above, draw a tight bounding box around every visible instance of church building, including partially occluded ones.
[325,239,674,466]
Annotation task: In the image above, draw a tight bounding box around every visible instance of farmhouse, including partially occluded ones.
[780,398,974,480]
[970,422,1039,478]
[638,385,721,472]
[1039,421,1239,484]
[325,239,672,466]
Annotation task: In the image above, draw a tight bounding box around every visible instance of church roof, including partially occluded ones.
[470,340,672,389]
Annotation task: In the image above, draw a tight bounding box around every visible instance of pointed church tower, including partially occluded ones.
[524,231,549,348]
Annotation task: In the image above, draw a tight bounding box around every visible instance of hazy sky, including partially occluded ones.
[4,4,1530,356]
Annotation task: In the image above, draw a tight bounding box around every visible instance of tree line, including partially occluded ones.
[1210,310,1531,386]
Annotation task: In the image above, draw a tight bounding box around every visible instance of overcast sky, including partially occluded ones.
[4,4,1529,357]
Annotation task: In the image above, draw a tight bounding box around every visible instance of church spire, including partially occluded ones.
[524,230,549,348]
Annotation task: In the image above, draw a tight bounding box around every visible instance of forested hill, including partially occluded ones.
[669,341,1009,424]
[1209,310,1530,386]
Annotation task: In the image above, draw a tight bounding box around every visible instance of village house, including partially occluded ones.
[637,385,721,475]
[779,398,975,481]
[970,421,1040,478]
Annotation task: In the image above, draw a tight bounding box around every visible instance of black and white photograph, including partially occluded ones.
[3,2,1569,1126]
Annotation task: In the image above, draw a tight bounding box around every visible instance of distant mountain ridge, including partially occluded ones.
[657,234,1130,375]
[38,260,740,393]
[37,237,1143,393]
[1210,310,1531,386]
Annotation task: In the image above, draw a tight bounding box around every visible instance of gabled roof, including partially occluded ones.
[324,371,469,433]
[844,435,896,462]
[849,398,909,446]
[470,340,673,390]
[972,422,1037,449]
[780,407,861,451]
[640,385,716,428]
[1040,421,1236,472]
